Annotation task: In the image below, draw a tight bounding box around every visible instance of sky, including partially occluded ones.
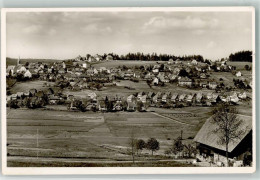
[6,11,253,60]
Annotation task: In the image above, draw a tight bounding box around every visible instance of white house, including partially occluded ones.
[236,71,242,77]
[191,59,198,65]
[24,70,32,78]
[152,77,159,85]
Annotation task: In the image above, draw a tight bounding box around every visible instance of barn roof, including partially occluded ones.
[194,114,252,152]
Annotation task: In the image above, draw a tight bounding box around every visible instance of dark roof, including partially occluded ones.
[194,114,252,152]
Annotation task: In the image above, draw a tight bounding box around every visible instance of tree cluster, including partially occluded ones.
[229,50,252,62]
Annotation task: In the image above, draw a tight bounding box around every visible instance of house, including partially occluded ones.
[178,77,193,87]
[171,93,179,103]
[144,73,154,80]
[152,77,159,85]
[113,102,123,111]
[238,92,247,100]
[200,73,207,79]
[186,94,195,103]
[199,79,208,88]
[152,68,159,73]
[236,71,242,77]
[191,59,198,65]
[153,92,162,103]
[16,65,27,74]
[175,59,182,64]
[195,92,203,103]
[98,100,107,112]
[161,94,168,103]
[173,67,181,75]
[208,81,218,90]
[16,92,24,99]
[11,94,17,100]
[194,114,252,167]
[211,93,221,104]
[147,92,155,103]
[127,102,136,112]
[137,92,145,100]
[6,66,15,76]
[58,68,66,74]
[178,94,186,102]
[127,94,135,102]
[168,59,174,65]
[24,70,32,78]
[229,92,239,103]
[140,95,147,104]
[106,55,113,61]
[29,89,37,96]
[168,74,177,81]
[88,92,97,101]
[49,95,61,105]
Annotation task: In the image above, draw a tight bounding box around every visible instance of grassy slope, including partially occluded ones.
[6,57,62,66]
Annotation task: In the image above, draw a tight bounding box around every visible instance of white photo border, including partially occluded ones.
[1,7,256,175]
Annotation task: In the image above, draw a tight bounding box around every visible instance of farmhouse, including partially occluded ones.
[178,77,192,87]
[194,114,252,167]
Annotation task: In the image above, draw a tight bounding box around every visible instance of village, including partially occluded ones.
[5,51,253,168]
[6,54,252,112]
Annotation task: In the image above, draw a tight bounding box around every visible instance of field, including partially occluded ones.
[6,60,253,167]
[227,61,252,71]
[92,60,161,68]
[10,80,54,94]
[7,106,212,167]
[6,57,61,66]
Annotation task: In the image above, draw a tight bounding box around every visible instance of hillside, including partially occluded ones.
[6,57,62,66]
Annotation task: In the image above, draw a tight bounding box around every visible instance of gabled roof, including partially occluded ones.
[194,114,252,152]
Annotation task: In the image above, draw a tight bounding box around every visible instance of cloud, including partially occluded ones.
[81,24,112,35]
[142,16,219,34]
[22,25,42,34]
[47,29,57,36]
[207,41,217,48]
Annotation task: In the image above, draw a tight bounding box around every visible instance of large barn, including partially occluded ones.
[194,114,252,166]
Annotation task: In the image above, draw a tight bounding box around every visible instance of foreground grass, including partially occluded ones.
[8,160,196,167]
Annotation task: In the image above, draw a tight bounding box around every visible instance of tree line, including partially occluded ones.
[97,52,205,62]
[229,50,252,62]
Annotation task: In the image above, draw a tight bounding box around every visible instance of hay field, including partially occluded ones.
[7,107,209,166]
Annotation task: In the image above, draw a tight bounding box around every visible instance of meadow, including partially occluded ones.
[9,80,54,94]
[7,107,211,166]
[91,60,160,68]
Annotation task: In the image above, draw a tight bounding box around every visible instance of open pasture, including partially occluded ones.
[7,107,209,166]
[92,60,161,68]
[10,80,54,94]
[227,61,252,71]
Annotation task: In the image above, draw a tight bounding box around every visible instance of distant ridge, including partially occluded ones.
[6,57,62,66]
